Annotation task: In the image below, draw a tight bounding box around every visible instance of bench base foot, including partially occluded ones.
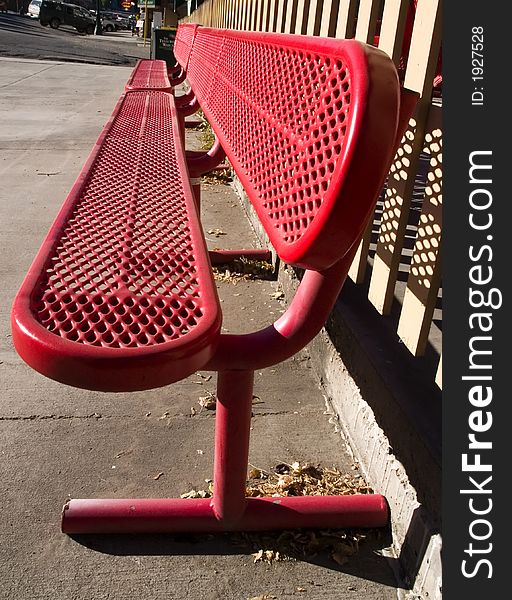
[61,494,388,534]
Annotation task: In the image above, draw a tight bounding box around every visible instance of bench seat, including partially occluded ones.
[11,90,222,392]
[125,59,172,92]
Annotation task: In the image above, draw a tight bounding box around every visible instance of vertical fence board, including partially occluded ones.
[398,106,443,356]
[235,0,242,28]
[436,354,442,389]
[222,0,227,26]
[319,0,340,38]
[214,0,220,26]
[368,0,442,315]
[348,222,374,284]
[334,0,358,39]
[347,0,383,283]
[354,0,381,43]
[306,0,324,36]
[349,0,408,283]
[239,0,246,29]
[256,0,265,30]
[248,0,256,29]
[378,0,410,64]
[284,0,299,33]
[262,0,269,31]
[225,0,230,27]
[239,0,246,28]
[253,0,262,30]
[275,0,288,32]
[295,0,311,34]
[231,0,238,28]
[221,0,227,27]
[397,105,442,356]
[230,0,237,28]
[270,0,280,31]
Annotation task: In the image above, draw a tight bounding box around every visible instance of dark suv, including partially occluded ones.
[39,0,96,34]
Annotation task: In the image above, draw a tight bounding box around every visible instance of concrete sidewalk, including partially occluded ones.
[0,58,399,600]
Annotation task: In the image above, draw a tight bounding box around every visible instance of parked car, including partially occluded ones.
[28,0,42,18]
[99,12,118,32]
[39,0,96,34]
[112,12,131,30]
[94,11,130,32]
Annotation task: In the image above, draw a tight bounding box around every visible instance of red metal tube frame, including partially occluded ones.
[169,65,187,86]
[62,369,388,534]
[62,495,389,534]
[205,242,359,373]
[175,88,199,117]
[186,137,226,178]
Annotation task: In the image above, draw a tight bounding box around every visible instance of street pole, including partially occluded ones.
[94,0,102,35]
[143,0,148,47]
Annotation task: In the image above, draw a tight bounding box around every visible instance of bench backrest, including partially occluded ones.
[179,26,400,271]
[174,23,199,73]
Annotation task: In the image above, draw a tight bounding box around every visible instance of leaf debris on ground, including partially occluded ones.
[207,228,227,238]
[198,390,217,410]
[180,461,375,566]
[213,257,275,284]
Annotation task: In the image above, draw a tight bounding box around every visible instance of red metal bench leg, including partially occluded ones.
[212,370,254,526]
[191,176,201,210]
[61,368,389,534]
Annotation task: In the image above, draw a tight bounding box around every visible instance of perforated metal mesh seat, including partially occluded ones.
[11,90,221,392]
[125,59,172,92]
[182,28,400,270]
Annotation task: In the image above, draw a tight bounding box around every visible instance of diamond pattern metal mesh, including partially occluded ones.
[31,91,215,349]
[186,29,353,256]
[125,59,171,91]
[174,24,198,72]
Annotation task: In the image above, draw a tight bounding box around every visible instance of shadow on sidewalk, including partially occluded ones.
[72,525,402,589]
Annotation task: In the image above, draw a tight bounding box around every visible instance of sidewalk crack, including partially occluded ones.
[0,413,109,421]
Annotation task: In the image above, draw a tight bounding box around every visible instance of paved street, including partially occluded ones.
[0,11,150,64]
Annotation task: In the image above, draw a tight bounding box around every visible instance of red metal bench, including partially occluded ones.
[125,59,173,92]
[11,26,411,535]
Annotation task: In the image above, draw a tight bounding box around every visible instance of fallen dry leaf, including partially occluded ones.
[180,489,210,499]
[198,392,216,410]
[207,228,227,237]
[270,290,285,300]
[114,450,132,459]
